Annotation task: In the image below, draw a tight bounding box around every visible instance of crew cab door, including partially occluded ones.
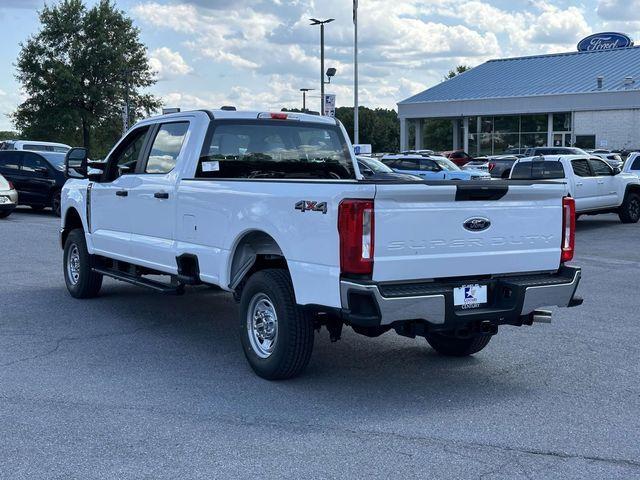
[127,121,189,271]
[570,158,599,211]
[90,126,151,259]
[588,157,618,207]
[20,152,56,205]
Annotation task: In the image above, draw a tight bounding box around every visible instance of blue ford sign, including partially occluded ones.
[577,32,633,52]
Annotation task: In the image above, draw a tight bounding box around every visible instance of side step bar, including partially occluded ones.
[92,267,184,295]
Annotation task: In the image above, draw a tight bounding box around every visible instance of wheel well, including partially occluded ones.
[626,184,640,197]
[61,208,83,248]
[229,231,286,292]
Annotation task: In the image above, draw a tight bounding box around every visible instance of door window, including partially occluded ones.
[588,158,613,176]
[395,158,421,170]
[420,159,440,172]
[105,127,149,181]
[144,122,189,174]
[631,157,640,170]
[21,153,49,174]
[571,159,592,177]
[0,152,20,171]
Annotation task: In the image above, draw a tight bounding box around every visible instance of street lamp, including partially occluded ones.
[310,18,334,115]
[299,88,314,112]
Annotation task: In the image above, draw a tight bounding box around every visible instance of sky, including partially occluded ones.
[0,0,639,131]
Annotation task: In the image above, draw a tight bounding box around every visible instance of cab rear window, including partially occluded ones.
[511,161,565,179]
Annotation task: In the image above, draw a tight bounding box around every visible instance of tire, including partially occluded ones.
[0,210,12,219]
[618,193,640,224]
[425,332,492,357]
[239,269,314,380]
[52,191,61,217]
[63,228,103,298]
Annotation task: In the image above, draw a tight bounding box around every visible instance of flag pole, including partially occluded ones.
[353,0,359,145]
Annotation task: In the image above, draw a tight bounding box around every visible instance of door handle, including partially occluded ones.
[597,181,605,184]
[115,190,128,197]
[154,192,169,199]
[576,182,583,186]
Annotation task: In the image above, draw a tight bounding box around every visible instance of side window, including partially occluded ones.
[571,159,592,177]
[420,160,439,172]
[144,122,189,174]
[21,153,49,173]
[105,127,149,181]
[632,157,640,171]
[0,152,21,171]
[397,158,420,170]
[588,158,613,176]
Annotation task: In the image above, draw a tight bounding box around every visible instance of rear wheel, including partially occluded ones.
[63,229,103,298]
[619,193,640,223]
[426,332,492,357]
[239,269,314,380]
[0,210,12,219]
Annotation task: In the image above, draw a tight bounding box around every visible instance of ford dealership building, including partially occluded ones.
[398,33,640,155]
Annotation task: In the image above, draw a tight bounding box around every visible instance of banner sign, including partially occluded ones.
[323,94,336,117]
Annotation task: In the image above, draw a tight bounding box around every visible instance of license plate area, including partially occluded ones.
[453,284,488,310]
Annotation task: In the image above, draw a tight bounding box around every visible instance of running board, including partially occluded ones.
[92,267,184,294]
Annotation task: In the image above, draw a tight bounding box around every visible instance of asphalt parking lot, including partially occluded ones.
[1,208,639,479]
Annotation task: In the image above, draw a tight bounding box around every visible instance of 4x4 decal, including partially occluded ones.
[295,200,328,214]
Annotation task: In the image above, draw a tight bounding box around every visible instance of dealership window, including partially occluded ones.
[553,112,571,132]
[520,114,547,133]
[575,135,596,149]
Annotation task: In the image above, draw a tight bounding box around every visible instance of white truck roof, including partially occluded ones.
[139,109,338,125]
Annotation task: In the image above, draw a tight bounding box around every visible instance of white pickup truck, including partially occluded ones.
[510,155,640,223]
[60,110,582,379]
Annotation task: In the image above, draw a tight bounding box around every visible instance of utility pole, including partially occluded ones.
[353,0,359,144]
[310,18,334,115]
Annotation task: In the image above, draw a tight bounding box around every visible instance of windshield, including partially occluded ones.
[197,121,354,180]
[433,158,460,171]
[359,157,393,173]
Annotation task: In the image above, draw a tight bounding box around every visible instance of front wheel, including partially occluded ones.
[425,332,492,357]
[619,193,640,224]
[63,229,103,298]
[239,269,314,380]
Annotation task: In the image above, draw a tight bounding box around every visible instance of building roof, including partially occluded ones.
[399,46,640,105]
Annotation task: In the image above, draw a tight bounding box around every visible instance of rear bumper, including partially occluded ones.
[340,265,581,329]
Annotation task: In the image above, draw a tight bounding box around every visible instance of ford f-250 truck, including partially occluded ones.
[60,110,582,379]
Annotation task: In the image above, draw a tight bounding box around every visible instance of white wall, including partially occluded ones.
[574,109,640,150]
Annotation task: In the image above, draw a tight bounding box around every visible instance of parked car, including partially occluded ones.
[510,155,640,223]
[401,149,435,156]
[381,154,491,180]
[440,149,474,166]
[0,150,67,216]
[356,156,421,181]
[591,152,623,169]
[0,173,18,218]
[462,160,489,172]
[59,109,582,380]
[623,152,640,177]
[523,147,588,156]
[0,140,71,153]
[487,155,520,178]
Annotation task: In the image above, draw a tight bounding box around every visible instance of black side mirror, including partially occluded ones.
[613,166,622,175]
[65,147,88,179]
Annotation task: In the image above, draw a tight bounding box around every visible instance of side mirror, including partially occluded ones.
[613,166,622,175]
[65,147,88,179]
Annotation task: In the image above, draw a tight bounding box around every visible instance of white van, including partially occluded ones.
[0,140,71,153]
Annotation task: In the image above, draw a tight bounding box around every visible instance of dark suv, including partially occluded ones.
[0,150,67,216]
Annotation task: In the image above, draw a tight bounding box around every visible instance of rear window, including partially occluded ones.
[511,160,565,179]
[196,121,354,180]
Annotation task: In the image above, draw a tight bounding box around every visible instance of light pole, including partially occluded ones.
[310,18,334,115]
[353,0,359,144]
[299,88,314,112]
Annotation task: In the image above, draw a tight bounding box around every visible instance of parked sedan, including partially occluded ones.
[381,154,491,180]
[0,173,18,218]
[356,156,421,181]
[440,149,474,167]
[592,152,623,169]
[0,150,67,216]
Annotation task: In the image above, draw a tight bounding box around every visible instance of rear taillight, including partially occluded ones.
[488,162,496,171]
[338,199,374,275]
[561,196,575,262]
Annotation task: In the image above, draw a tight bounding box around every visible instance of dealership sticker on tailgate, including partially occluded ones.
[454,284,487,309]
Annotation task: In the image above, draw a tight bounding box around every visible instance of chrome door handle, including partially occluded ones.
[115,190,128,197]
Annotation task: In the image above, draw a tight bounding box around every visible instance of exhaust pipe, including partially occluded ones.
[530,309,552,323]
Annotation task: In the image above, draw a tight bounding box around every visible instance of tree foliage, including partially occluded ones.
[335,107,400,153]
[13,0,161,157]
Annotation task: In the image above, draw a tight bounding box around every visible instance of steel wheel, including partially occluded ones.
[246,293,278,358]
[66,244,81,285]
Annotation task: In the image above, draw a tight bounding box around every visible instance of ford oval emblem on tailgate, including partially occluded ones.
[464,217,491,232]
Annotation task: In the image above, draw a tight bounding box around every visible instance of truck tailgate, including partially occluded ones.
[373,182,566,282]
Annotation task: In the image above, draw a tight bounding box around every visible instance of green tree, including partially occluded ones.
[0,131,19,140]
[445,64,471,80]
[335,107,400,153]
[13,0,161,157]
